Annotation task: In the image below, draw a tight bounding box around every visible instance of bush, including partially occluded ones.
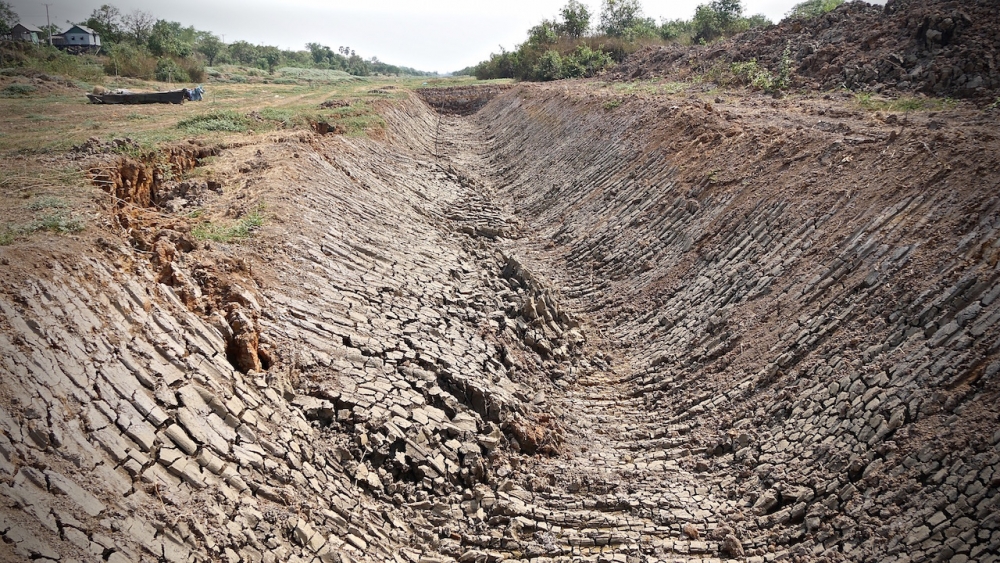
[534,50,564,81]
[0,83,37,97]
[105,42,156,80]
[177,110,249,132]
[562,45,614,77]
[155,57,189,83]
[179,57,205,82]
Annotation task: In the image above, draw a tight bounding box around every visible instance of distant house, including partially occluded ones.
[10,23,42,44]
[52,25,101,53]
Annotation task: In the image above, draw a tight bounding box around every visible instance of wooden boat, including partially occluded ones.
[87,89,190,105]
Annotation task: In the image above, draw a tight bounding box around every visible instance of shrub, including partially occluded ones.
[155,57,189,83]
[0,83,37,97]
[177,110,249,132]
[191,211,263,242]
[179,58,205,82]
[105,42,156,80]
[534,50,564,81]
[562,45,614,78]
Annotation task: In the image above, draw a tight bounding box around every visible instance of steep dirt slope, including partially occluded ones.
[475,84,1000,561]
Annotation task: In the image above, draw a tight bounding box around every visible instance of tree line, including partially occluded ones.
[0,1,435,83]
[464,0,843,81]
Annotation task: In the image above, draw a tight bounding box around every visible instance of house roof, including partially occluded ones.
[14,23,43,32]
[63,25,98,36]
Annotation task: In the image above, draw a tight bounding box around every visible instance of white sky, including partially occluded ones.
[8,0,884,73]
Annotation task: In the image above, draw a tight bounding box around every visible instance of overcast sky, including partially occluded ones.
[8,0,884,73]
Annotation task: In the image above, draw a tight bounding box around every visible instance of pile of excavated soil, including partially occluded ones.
[616,0,1000,100]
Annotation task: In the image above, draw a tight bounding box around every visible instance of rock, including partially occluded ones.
[722,534,745,557]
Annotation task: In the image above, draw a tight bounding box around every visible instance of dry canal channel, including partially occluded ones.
[1,84,999,563]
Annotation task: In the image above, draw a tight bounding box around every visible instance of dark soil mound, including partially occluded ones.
[616,0,1000,99]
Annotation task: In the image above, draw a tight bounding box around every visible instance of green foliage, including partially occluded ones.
[148,19,194,58]
[85,4,125,44]
[0,0,16,37]
[534,50,563,81]
[155,57,189,82]
[558,1,591,38]
[599,0,657,39]
[32,211,85,234]
[191,211,263,242]
[730,45,790,92]
[692,0,770,43]
[603,98,622,110]
[177,110,249,133]
[196,33,225,66]
[730,59,773,90]
[787,0,844,19]
[104,41,156,79]
[228,41,259,66]
[562,45,614,78]
[26,196,68,210]
[1,84,37,97]
[659,18,694,42]
[528,21,559,47]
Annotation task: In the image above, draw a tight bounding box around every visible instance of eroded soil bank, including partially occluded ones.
[1,83,999,563]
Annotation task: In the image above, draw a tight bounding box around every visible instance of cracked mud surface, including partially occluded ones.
[1,79,1000,563]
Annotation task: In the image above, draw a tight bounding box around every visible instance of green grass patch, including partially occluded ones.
[1,210,86,244]
[178,110,251,133]
[31,211,85,234]
[1,84,38,98]
[26,196,69,211]
[603,99,622,110]
[191,211,264,242]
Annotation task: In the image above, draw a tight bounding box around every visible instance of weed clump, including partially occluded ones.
[178,111,250,133]
[1,84,37,98]
[191,211,264,242]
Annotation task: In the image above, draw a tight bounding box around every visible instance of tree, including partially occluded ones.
[196,33,225,66]
[259,45,281,73]
[557,0,591,38]
[85,4,124,44]
[527,20,558,47]
[659,18,693,42]
[787,0,844,19]
[148,20,193,57]
[122,10,154,44]
[0,0,17,38]
[710,0,743,29]
[228,40,259,65]
[599,0,656,39]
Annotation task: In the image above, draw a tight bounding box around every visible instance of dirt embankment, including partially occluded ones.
[617,0,1000,100]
